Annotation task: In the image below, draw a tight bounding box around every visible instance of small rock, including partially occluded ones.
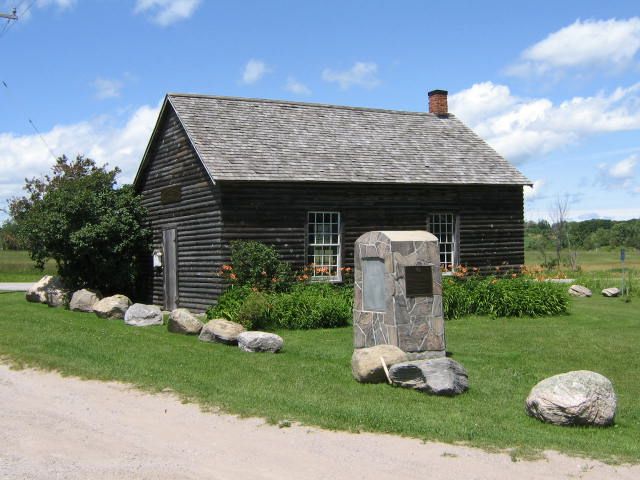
[601,287,621,297]
[26,275,65,304]
[352,345,408,383]
[237,331,283,353]
[568,285,592,297]
[389,358,469,396]
[198,319,245,344]
[525,370,617,426]
[46,286,69,308]
[69,289,102,312]
[124,303,163,327]
[93,294,132,319]
[168,308,203,334]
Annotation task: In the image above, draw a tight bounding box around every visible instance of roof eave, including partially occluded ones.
[133,95,171,191]
[133,96,217,191]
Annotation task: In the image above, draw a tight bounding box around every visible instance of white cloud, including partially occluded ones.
[92,77,124,99]
[523,179,545,201]
[36,0,76,9]
[134,0,201,26]
[449,81,640,163]
[608,155,638,179]
[595,155,638,194]
[508,18,640,76]
[322,62,379,90]
[526,206,639,222]
[0,103,160,216]
[241,59,270,85]
[285,77,311,96]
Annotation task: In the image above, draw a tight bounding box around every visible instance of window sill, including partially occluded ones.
[310,276,342,283]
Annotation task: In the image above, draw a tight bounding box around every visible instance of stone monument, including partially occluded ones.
[353,231,445,354]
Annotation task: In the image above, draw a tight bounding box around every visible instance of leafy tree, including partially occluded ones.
[10,155,151,296]
[610,222,640,249]
[583,228,612,250]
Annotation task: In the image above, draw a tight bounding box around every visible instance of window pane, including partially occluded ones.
[307,212,341,277]
[429,213,456,269]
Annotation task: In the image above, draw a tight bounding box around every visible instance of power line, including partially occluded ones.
[2,80,59,162]
[0,0,35,39]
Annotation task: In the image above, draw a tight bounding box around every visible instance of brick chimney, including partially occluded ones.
[428,89,448,116]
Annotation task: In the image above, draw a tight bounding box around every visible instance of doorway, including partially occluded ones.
[162,228,177,310]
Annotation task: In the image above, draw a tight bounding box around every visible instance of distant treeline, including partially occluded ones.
[0,220,24,250]
[526,218,640,250]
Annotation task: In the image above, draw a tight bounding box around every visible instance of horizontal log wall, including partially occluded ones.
[219,182,525,273]
[137,107,223,312]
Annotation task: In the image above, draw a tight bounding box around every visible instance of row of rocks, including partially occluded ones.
[568,285,621,298]
[167,309,283,353]
[27,276,284,353]
[71,289,163,326]
[351,344,469,396]
[27,277,162,326]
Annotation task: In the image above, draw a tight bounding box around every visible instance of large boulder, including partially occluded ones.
[168,308,204,334]
[26,275,64,304]
[389,358,469,396]
[69,289,102,313]
[124,303,163,327]
[237,331,283,353]
[525,370,617,426]
[568,285,592,297]
[601,287,621,297]
[198,319,245,344]
[351,345,408,383]
[93,294,132,319]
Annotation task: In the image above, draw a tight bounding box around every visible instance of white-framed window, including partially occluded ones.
[307,211,341,280]
[428,213,457,270]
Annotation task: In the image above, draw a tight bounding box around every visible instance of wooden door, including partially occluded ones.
[162,228,177,310]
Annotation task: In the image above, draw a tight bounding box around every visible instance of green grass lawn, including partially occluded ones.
[525,248,639,296]
[0,250,56,282]
[0,292,638,462]
[525,248,639,272]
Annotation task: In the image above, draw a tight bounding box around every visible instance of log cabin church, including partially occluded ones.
[134,89,531,312]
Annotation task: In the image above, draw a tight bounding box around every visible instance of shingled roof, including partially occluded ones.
[141,93,530,185]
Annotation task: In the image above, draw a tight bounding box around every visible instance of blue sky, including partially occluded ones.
[0,0,639,222]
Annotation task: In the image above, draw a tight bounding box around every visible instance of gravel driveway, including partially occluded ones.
[0,283,33,292]
[0,363,637,479]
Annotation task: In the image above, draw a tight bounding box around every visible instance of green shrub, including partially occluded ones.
[221,240,294,292]
[206,285,252,322]
[268,283,352,329]
[9,155,151,296]
[235,291,271,329]
[442,276,569,320]
[207,283,352,330]
[441,278,473,320]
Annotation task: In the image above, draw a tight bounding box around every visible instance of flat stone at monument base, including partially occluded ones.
[389,358,468,396]
[351,345,408,383]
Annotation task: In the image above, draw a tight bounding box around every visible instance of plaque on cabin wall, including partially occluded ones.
[405,266,433,297]
[161,185,182,204]
[363,258,386,312]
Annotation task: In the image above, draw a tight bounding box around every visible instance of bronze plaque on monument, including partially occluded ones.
[405,266,433,297]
